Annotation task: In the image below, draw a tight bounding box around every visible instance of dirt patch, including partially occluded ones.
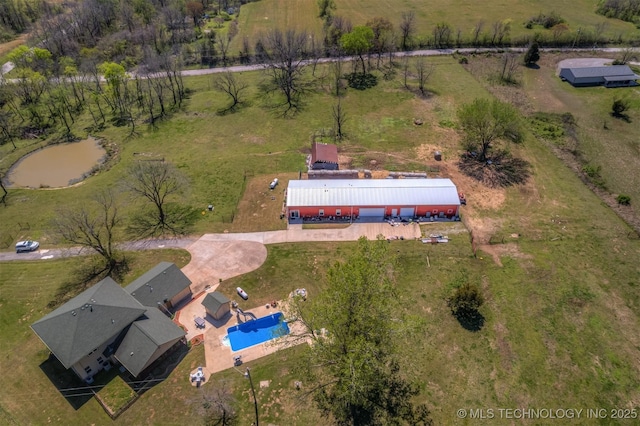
[416,146,507,212]
[241,135,266,145]
[477,242,533,267]
[492,322,514,371]
[0,33,28,58]
[337,154,353,169]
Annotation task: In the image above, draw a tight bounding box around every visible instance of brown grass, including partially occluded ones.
[0,33,28,58]
[227,172,297,232]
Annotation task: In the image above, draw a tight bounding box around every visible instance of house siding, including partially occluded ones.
[206,303,230,321]
[168,287,192,309]
[312,161,339,171]
[71,339,116,380]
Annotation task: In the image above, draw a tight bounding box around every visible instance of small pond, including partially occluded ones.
[5,138,107,188]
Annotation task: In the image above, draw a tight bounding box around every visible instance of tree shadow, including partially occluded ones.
[525,63,540,70]
[458,150,531,188]
[346,73,378,90]
[454,310,485,332]
[47,255,128,309]
[611,112,631,123]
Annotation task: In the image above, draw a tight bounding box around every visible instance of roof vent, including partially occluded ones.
[130,352,134,356]
[112,319,115,324]
[72,311,77,316]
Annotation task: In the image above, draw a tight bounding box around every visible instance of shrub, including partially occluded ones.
[525,12,565,29]
[612,98,630,118]
[616,194,631,205]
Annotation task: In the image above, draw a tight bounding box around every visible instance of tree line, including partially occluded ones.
[0,43,188,145]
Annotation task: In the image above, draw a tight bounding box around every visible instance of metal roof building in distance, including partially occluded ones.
[559,65,639,87]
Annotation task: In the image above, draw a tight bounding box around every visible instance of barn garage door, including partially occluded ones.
[400,208,415,218]
[359,208,385,217]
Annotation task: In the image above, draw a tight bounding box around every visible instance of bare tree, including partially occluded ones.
[196,380,238,426]
[216,34,232,66]
[260,29,310,115]
[367,17,394,68]
[213,72,248,113]
[617,46,638,64]
[53,190,122,272]
[415,58,433,96]
[125,161,191,237]
[330,58,345,97]
[432,22,452,48]
[472,21,485,46]
[401,56,411,89]
[332,98,347,141]
[490,20,510,46]
[400,11,415,50]
[499,53,519,83]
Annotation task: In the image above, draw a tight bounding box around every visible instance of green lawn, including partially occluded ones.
[1,52,640,425]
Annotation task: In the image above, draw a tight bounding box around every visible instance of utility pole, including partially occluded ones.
[245,367,259,426]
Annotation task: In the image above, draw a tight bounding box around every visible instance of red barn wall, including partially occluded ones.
[288,204,459,218]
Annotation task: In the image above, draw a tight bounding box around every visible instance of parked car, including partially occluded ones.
[16,240,39,253]
[236,287,249,300]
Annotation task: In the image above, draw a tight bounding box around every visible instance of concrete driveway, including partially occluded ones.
[182,240,268,294]
[180,222,424,293]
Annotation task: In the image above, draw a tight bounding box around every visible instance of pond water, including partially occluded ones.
[6,138,107,188]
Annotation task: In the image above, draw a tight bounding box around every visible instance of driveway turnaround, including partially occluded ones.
[182,240,268,294]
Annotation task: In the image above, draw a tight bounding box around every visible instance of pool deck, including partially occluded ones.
[176,290,307,383]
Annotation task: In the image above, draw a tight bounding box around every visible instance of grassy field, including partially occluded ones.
[1,51,640,424]
[232,0,639,52]
[0,56,488,241]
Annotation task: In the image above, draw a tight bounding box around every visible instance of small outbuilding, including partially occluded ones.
[310,142,339,170]
[559,65,639,87]
[201,291,231,320]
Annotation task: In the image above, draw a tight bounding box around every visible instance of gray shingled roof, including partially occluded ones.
[31,278,146,368]
[125,262,191,307]
[566,65,638,79]
[114,308,185,377]
[202,291,230,313]
[286,179,461,207]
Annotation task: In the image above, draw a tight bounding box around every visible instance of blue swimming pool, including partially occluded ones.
[227,312,290,351]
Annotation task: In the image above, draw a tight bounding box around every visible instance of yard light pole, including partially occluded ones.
[245,367,259,426]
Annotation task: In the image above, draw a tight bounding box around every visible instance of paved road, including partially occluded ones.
[0,222,464,262]
[177,47,639,77]
[2,47,638,82]
[0,237,196,262]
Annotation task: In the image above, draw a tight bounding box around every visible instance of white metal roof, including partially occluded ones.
[286,179,461,207]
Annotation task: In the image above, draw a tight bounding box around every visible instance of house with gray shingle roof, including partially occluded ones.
[559,65,639,87]
[125,262,192,311]
[31,264,189,382]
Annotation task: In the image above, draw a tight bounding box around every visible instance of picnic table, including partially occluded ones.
[195,316,205,328]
